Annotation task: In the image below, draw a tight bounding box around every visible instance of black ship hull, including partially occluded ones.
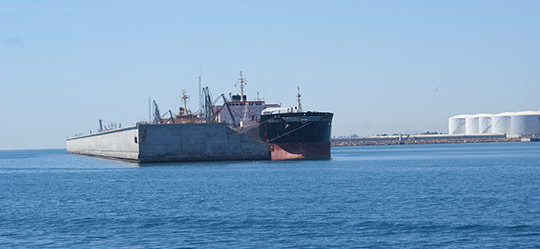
[258,112,333,160]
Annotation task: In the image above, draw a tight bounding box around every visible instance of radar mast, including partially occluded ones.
[236,71,247,102]
[296,87,303,112]
[181,89,190,115]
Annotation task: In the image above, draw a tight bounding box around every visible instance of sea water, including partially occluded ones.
[1,143,539,248]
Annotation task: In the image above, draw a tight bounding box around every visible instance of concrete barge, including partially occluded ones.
[66,123,270,163]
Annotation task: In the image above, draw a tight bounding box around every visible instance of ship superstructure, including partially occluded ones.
[214,71,279,128]
[154,90,202,124]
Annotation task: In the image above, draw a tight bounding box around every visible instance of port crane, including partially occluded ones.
[152,100,175,124]
[202,87,214,123]
[202,88,235,125]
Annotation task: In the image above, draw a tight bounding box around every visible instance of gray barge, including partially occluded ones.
[66,123,270,163]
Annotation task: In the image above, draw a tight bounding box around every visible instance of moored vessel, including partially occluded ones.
[259,109,333,160]
[214,73,334,160]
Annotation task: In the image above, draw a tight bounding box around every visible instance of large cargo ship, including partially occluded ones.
[215,72,334,160]
[259,111,333,160]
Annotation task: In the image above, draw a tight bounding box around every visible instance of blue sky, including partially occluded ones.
[1,0,539,149]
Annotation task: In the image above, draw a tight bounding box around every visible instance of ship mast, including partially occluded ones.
[198,73,202,114]
[296,86,303,112]
[236,71,250,125]
[237,71,247,102]
[181,89,190,115]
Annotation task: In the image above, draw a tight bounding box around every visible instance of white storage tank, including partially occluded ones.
[465,115,480,134]
[448,115,468,134]
[478,114,493,134]
[510,111,540,135]
[492,112,513,134]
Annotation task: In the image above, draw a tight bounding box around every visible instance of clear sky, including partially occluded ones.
[1,0,539,149]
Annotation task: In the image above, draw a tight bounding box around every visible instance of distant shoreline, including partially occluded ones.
[331,134,536,146]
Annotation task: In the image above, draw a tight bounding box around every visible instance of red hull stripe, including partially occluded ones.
[269,142,331,160]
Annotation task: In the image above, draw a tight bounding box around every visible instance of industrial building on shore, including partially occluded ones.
[449,110,540,136]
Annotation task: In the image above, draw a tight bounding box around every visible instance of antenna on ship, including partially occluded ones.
[235,71,250,127]
[236,71,247,102]
[296,86,303,112]
[198,67,203,115]
[181,89,190,115]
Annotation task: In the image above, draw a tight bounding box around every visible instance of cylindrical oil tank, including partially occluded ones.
[448,115,468,134]
[478,114,493,134]
[492,112,513,134]
[511,111,540,135]
[465,115,479,134]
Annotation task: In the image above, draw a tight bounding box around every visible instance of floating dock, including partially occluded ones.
[67,123,270,163]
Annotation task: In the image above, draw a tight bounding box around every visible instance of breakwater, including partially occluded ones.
[332,134,519,146]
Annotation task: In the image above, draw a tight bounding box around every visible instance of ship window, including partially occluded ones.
[134,137,138,143]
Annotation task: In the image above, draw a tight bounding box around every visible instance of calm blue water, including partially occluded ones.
[1,143,540,248]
